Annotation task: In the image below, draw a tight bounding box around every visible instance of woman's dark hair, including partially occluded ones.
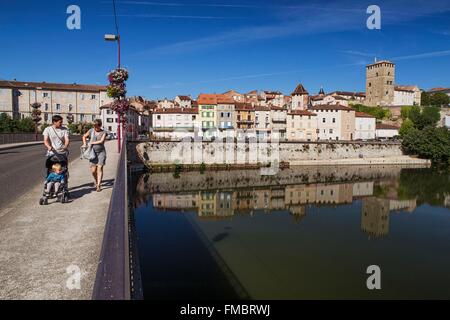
[94,119,102,126]
[52,115,63,123]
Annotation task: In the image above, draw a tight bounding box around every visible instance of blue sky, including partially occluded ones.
[0,0,449,100]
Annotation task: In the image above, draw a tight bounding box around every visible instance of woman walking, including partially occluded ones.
[82,119,107,192]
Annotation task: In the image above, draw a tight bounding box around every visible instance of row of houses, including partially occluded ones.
[151,90,399,141]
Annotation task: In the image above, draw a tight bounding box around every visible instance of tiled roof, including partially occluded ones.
[394,85,417,92]
[152,107,198,114]
[0,80,108,92]
[355,112,376,118]
[254,106,271,111]
[176,95,191,101]
[235,103,254,111]
[291,83,308,95]
[288,110,317,116]
[197,93,217,105]
[310,104,354,111]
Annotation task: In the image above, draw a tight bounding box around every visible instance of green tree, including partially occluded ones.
[430,92,450,107]
[421,91,431,106]
[399,118,414,137]
[0,113,14,133]
[16,117,36,132]
[402,126,450,164]
[400,106,413,120]
[409,106,440,130]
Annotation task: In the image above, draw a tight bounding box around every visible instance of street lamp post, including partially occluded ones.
[105,33,122,153]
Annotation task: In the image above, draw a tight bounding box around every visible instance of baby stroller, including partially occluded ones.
[39,151,70,205]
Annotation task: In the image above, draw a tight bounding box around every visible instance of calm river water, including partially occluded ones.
[130,165,450,299]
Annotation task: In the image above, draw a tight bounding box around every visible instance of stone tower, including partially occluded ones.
[365,60,395,106]
[291,83,309,110]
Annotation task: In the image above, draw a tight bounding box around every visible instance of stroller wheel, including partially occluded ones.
[39,198,44,205]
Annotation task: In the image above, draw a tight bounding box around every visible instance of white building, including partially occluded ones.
[254,106,271,139]
[311,104,356,141]
[152,107,199,140]
[375,123,399,139]
[445,114,450,129]
[354,112,376,140]
[393,86,420,106]
[100,104,143,139]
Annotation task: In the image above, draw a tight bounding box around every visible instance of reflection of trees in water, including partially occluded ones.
[397,168,450,207]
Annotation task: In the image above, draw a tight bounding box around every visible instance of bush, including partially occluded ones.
[399,118,414,137]
[402,126,450,164]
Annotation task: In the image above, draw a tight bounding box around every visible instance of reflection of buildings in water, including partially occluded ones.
[361,196,418,239]
[289,205,307,224]
[153,193,199,211]
[445,194,450,208]
[215,191,234,218]
[353,182,374,197]
[198,192,217,218]
[361,197,390,239]
[389,199,417,213]
[285,183,353,206]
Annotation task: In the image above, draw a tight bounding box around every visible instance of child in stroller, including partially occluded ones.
[39,152,70,205]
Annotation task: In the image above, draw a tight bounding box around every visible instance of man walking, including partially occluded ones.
[43,115,70,155]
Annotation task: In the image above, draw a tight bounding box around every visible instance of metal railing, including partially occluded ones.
[92,139,130,300]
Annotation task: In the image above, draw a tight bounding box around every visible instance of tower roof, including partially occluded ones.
[319,86,325,95]
[291,83,308,95]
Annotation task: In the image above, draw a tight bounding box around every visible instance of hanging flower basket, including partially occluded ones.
[111,99,130,115]
[107,83,127,99]
[108,68,129,83]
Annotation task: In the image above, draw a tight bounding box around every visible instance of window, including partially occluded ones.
[322,118,326,123]
[56,104,61,110]
[81,94,85,100]
[106,110,111,115]
[329,129,333,134]
[44,113,48,121]
[91,95,96,100]
[108,126,112,131]
[80,114,85,121]
[332,118,335,123]
[43,92,49,98]
[192,115,196,120]
[92,115,95,121]
[107,118,113,123]
[45,103,49,111]
[369,83,371,87]
[157,115,161,120]
[68,104,73,111]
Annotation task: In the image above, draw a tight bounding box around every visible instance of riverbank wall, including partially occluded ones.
[134,140,429,170]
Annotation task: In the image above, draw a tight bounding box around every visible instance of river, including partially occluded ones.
[129,165,450,299]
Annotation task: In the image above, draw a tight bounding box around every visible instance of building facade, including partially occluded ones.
[151,107,198,140]
[365,60,395,106]
[311,104,356,141]
[354,112,376,140]
[286,110,318,141]
[0,80,112,124]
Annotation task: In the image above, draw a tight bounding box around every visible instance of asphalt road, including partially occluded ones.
[0,141,83,209]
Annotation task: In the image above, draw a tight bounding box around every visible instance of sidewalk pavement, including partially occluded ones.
[0,140,119,299]
[0,141,43,151]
